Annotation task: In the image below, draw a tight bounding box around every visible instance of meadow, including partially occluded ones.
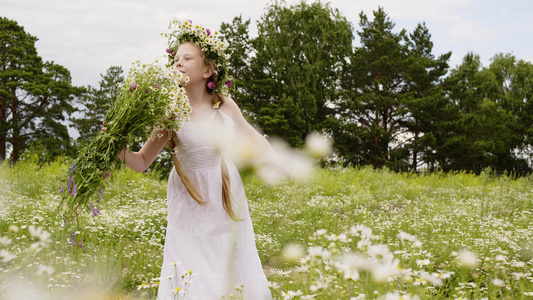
[1,156,532,299]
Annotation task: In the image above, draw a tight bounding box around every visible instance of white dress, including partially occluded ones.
[157,109,272,300]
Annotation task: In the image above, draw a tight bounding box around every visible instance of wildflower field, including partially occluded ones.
[1,156,533,300]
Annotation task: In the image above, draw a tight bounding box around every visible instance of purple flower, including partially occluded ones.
[207,82,216,89]
[104,172,110,179]
[70,163,76,174]
[71,181,77,196]
[130,82,138,91]
[71,232,75,247]
[78,237,82,248]
[90,202,100,216]
[145,89,150,94]
[98,187,104,203]
[166,48,173,54]
[187,19,193,23]
[154,83,160,89]
[67,175,73,192]
[225,81,233,88]
[206,28,211,36]
[60,185,64,193]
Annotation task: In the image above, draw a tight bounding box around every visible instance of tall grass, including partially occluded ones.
[1,160,532,299]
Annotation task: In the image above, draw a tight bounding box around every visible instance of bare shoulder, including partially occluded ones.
[220,96,244,119]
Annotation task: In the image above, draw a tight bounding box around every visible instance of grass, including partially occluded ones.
[1,157,532,299]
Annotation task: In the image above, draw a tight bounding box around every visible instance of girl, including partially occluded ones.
[119,20,287,299]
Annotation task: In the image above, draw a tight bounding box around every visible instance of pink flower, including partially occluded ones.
[206,29,211,36]
[225,81,232,88]
[154,83,160,89]
[187,19,193,23]
[130,82,138,91]
[207,82,216,89]
[166,48,173,54]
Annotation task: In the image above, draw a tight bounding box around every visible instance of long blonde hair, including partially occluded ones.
[167,42,240,221]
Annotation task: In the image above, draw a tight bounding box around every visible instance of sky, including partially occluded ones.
[3,0,533,88]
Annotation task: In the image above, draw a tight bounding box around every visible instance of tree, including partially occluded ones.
[439,53,522,173]
[0,17,82,163]
[337,7,408,168]
[486,53,533,172]
[512,60,533,169]
[400,23,451,171]
[72,65,123,141]
[220,16,252,106]
[245,0,353,147]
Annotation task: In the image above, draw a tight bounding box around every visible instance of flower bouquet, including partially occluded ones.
[59,60,191,221]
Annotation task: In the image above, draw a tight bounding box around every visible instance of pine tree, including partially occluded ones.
[401,23,451,171]
[0,17,82,163]
[337,7,408,168]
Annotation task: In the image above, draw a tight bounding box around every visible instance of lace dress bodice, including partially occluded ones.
[157,109,272,300]
[166,110,237,236]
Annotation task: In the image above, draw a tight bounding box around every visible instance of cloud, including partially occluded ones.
[345,0,495,44]
[2,0,532,88]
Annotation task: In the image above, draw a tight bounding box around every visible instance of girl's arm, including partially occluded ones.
[118,129,169,173]
[221,98,291,179]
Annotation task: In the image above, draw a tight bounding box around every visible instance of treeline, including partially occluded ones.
[1,2,532,174]
[220,3,533,174]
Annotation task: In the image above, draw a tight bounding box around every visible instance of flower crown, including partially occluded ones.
[164,19,232,96]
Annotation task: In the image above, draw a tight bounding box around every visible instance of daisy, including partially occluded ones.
[397,231,417,244]
[266,281,280,290]
[456,249,478,269]
[0,249,16,263]
[282,290,303,300]
[28,226,51,248]
[308,246,331,260]
[0,235,12,246]
[416,259,431,268]
[492,278,505,288]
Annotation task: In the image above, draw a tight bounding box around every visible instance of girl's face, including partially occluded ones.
[174,42,211,86]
